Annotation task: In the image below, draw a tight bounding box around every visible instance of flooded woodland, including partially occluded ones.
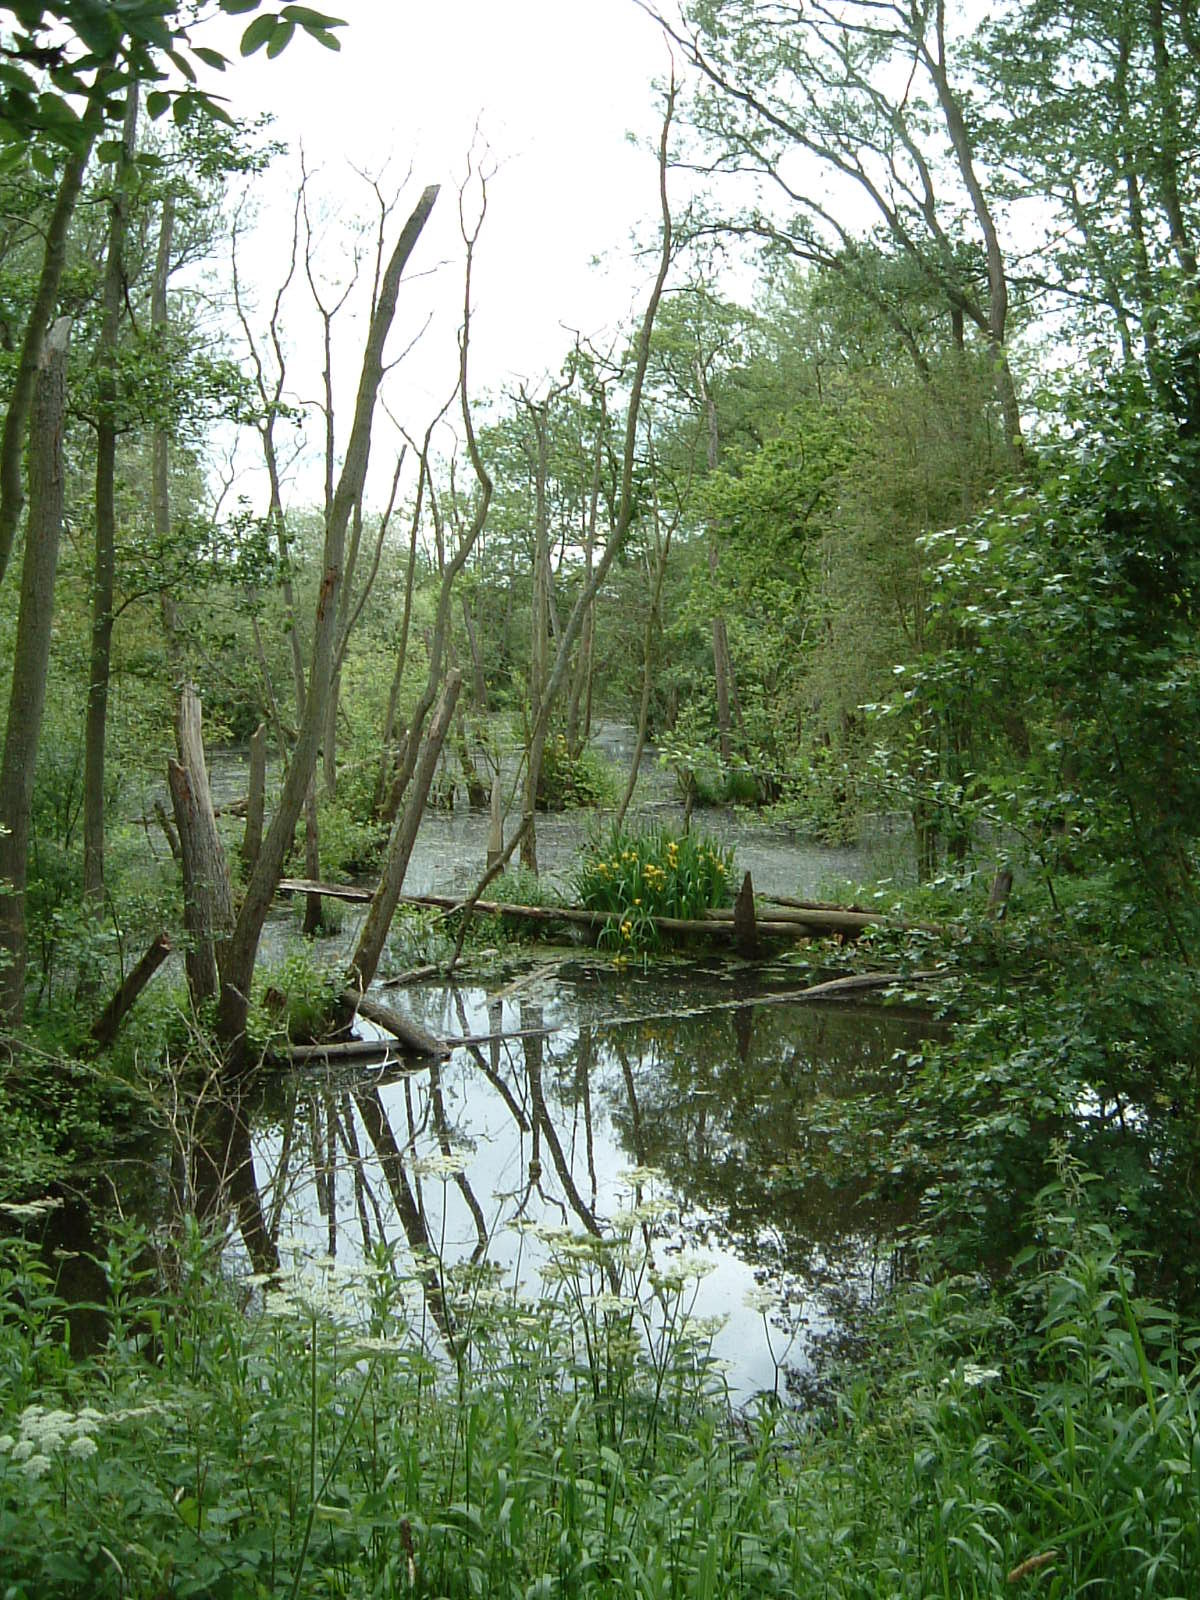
[6,1,1200,1591]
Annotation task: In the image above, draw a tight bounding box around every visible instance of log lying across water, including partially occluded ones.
[273,878,941,942]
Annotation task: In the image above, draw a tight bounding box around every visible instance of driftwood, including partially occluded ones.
[90,930,172,1047]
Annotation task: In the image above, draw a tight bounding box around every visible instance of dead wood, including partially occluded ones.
[90,931,172,1047]
[340,989,448,1056]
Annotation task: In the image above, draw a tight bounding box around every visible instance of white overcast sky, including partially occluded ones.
[197,0,679,505]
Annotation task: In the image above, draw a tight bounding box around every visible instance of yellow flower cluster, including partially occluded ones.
[643,863,667,889]
[620,919,633,939]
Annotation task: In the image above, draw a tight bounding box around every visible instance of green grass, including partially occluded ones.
[3,1163,1198,1597]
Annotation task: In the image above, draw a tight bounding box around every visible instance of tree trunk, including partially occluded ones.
[83,87,139,902]
[241,722,267,875]
[348,669,462,994]
[168,688,235,1008]
[0,319,71,1026]
[0,140,95,586]
[216,184,439,1066]
[152,193,179,653]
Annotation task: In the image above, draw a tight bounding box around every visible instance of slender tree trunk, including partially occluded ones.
[348,670,462,993]
[241,722,266,875]
[83,87,139,901]
[152,194,179,653]
[615,492,672,829]
[168,688,235,1008]
[216,185,440,1065]
[0,319,71,1026]
[0,140,95,586]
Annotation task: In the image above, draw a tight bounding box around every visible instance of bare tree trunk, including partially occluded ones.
[152,193,179,653]
[241,722,267,876]
[695,355,740,766]
[516,81,676,821]
[216,184,440,1065]
[0,319,71,1026]
[168,688,235,1008]
[0,140,95,585]
[615,453,673,829]
[348,669,462,994]
[83,87,139,902]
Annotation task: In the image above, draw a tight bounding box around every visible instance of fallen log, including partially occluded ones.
[285,1038,412,1064]
[90,930,172,1047]
[340,989,448,1056]
[278,877,372,903]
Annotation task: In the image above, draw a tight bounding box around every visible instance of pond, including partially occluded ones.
[199,956,934,1405]
[121,730,929,1402]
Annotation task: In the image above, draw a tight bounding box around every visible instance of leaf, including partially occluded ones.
[240,13,277,54]
[220,0,262,12]
[266,18,295,57]
[145,89,171,120]
[192,46,228,70]
[281,4,346,26]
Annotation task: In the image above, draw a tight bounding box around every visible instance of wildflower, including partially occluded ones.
[0,1196,63,1219]
[68,1436,98,1461]
[411,1150,469,1178]
[22,1455,52,1480]
[960,1363,1001,1388]
[618,1165,665,1185]
[743,1285,776,1314]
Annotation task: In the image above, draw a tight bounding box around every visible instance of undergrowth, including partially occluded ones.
[1,1164,1198,1597]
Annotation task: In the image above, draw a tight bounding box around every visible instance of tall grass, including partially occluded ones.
[2,1174,1199,1596]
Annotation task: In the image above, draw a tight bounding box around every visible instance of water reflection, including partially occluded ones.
[190,964,931,1401]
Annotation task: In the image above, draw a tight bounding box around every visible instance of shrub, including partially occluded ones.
[536,732,618,810]
[573,822,735,950]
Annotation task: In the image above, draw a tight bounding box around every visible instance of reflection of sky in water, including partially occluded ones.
[247,970,924,1403]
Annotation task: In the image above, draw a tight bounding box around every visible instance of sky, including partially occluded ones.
[197,0,679,507]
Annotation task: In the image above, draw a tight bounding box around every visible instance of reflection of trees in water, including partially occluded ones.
[171,986,926,1372]
[596,1003,926,1316]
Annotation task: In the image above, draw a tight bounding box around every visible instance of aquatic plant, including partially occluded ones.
[573,822,735,949]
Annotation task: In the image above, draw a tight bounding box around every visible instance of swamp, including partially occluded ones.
[4,1,1200,1595]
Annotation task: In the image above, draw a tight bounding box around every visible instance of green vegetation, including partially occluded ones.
[4,0,1200,1591]
[574,823,734,949]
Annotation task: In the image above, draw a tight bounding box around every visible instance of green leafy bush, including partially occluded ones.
[535,732,618,810]
[574,822,734,949]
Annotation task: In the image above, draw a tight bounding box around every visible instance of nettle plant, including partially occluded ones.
[573,822,734,949]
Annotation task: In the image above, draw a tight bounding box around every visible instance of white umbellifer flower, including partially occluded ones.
[743,1285,776,1314]
[0,1434,14,1452]
[410,1151,468,1178]
[0,1196,63,1219]
[11,1439,34,1463]
[22,1454,52,1480]
[617,1165,665,1186]
[68,1435,98,1460]
[241,1272,275,1288]
[961,1363,1002,1388]
[590,1291,636,1314]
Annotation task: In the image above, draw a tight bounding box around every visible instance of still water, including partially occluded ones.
[219,957,930,1404]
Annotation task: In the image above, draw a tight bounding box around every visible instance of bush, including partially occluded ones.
[535,732,618,810]
[573,822,735,950]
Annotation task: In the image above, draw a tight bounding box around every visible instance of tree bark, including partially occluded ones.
[0,319,71,1026]
[168,687,235,1008]
[90,932,172,1048]
[83,87,139,902]
[216,184,439,1065]
[0,142,94,586]
[241,722,267,875]
[152,193,179,653]
[347,669,462,994]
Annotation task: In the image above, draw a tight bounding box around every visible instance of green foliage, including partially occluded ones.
[574,823,734,949]
[534,731,618,810]
[247,948,341,1048]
